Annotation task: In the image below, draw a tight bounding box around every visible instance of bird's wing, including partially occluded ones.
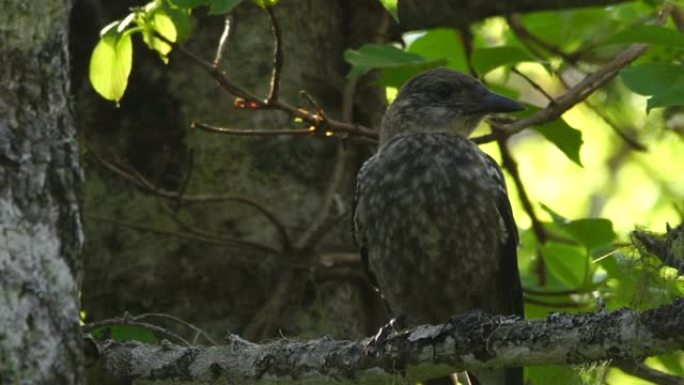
[352,157,380,291]
[484,154,524,317]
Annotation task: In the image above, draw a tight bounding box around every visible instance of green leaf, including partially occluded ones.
[542,242,589,288]
[89,31,133,104]
[141,7,178,62]
[169,0,209,7]
[90,325,158,343]
[647,80,684,110]
[532,119,584,166]
[378,59,448,87]
[539,203,569,225]
[621,63,684,111]
[563,218,616,251]
[378,0,398,22]
[407,28,467,72]
[252,0,278,8]
[161,0,193,42]
[471,46,536,75]
[209,0,243,14]
[344,44,441,78]
[621,63,684,95]
[606,25,684,48]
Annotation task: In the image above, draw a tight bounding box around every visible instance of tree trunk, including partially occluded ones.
[0,1,84,384]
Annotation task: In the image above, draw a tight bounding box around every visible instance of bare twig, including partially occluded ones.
[472,42,649,144]
[213,15,232,66]
[192,121,316,136]
[88,214,279,254]
[135,313,219,345]
[265,6,283,104]
[511,66,554,103]
[155,32,377,141]
[458,27,478,78]
[84,139,292,251]
[496,137,548,285]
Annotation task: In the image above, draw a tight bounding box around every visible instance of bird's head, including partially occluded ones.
[379,67,524,145]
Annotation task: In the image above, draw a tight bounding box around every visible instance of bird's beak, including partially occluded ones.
[480,91,525,113]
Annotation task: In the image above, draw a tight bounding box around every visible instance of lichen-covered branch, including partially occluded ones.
[88,298,684,384]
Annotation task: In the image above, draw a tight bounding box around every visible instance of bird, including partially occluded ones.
[353,67,524,385]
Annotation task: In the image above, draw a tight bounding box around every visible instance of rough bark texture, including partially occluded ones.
[0,0,83,384]
[87,298,684,384]
[396,0,629,30]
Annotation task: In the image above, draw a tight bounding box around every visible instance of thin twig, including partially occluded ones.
[265,6,283,104]
[496,138,547,244]
[193,121,315,136]
[512,66,554,103]
[135,313,218,345]
[88,214,279,254]
[473,42,650,144]
[155,32,377,141]
[213,15,232,67]
[497,137,548,285]
[458,27,478,78]
[556,73,648,152]
[85,139,292,251]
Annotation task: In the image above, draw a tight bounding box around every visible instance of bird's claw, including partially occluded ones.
[364,317,403,356]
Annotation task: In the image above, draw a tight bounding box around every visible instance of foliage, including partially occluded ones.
[87,0,684,384]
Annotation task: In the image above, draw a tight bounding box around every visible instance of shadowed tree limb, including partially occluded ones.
[87,298,684,384]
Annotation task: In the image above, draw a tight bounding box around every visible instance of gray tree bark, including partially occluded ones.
[0,0,84,384]
[86,299,684,384]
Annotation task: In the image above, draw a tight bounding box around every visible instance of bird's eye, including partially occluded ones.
[433,83,452,99]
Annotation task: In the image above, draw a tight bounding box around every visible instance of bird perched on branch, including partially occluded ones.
[353,68,524,385]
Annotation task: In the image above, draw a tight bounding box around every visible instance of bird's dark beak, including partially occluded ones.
[480,91,525,113]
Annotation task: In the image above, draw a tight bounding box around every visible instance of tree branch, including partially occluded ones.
[397,0,630,31]
[89,298,684,383]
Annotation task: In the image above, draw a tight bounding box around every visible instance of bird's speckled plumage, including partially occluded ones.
[353,68,524,385]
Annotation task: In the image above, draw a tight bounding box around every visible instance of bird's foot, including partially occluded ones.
[364,316,404,356]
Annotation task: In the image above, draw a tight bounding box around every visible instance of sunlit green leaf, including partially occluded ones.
[141,7,179,62]
[378,0,398,22]
[532,119,584,166]
[542,242,589,288]
[606,25,684,48]
[89,31,133,104]
[344,44,443,78]
[564,218,616,251]
[471,46,536,75]
[210,0,244,14]
[90,325,158,343]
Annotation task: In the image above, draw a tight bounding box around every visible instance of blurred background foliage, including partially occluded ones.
[86,0,684,383]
